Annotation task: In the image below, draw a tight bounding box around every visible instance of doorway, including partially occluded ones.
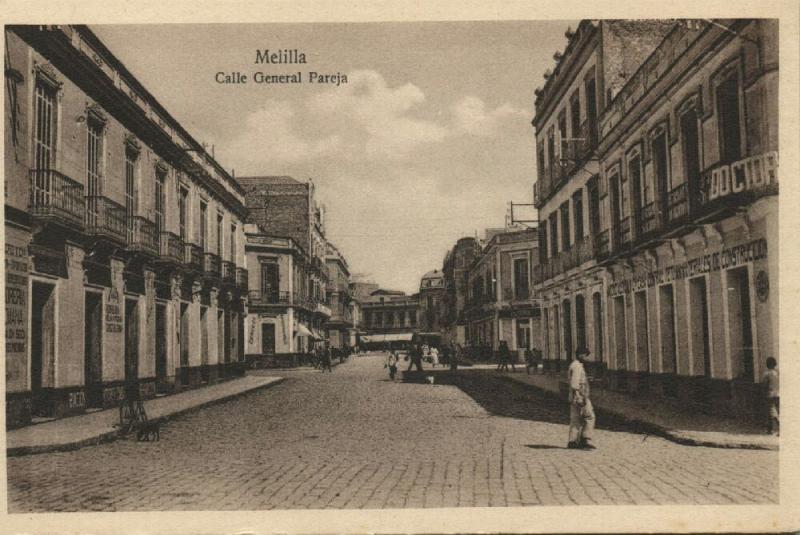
[124,299,139,400]
[84,291,103,408]
[562,299,572,362]
[261,323,275,355]
[613,295,627,371]
[689,277,711,378]
[726,267,754,381]
[31,282,56,416]
[592,292,604,364]
[155,303,167,389]
[634,290,650,372]
[179,302,189,367]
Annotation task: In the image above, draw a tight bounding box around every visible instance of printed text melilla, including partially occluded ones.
[214,48,347,86]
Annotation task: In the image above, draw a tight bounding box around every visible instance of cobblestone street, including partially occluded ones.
[7,353,778,512]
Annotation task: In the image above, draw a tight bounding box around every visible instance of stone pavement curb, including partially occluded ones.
[7,376,286,457]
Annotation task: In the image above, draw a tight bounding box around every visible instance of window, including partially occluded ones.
[572,189,584,241]
[124,146,138,241]
[513,257,529,300]
[627,150,645,212]
[548,212,559,255]
[179,186,189,241]
[558,110,568,148]
[537,141,546,181]
[155,169,166,236]
[717,71,742,164]
[680,106,701,196]
[199,200,208,250]
[585,77,597,139]
[547,128,555,172]
[651,127,669,201]
[539,221,548,262]
[560,201,571,251]
[570,90,581,139]
[260,262,279,302]
[216,213,223,257]
[230,223,237,262]
[34,82,57,170]
[86,118,103,198]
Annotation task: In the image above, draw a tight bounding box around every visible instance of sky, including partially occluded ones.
[93,21,577,293]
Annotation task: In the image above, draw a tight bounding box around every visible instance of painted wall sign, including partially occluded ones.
[5,242,29,383]
[608,238,768,296]
[105,288,123,332]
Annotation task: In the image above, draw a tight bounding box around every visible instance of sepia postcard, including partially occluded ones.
[1,0,799,533]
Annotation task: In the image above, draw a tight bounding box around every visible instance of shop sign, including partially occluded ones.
[705,151,778,202]
[608,238,767,295]
[105,288,123,332]
[5,242,29,382]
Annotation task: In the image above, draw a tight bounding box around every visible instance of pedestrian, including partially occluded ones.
[497,341,515,372]
[407,344,424,372]
[450,343,460,370]
[321,345,333,373]
[567,347,595,450]
[385,350,399,381]
[524,348,534,374]
[430,346,440,368]
[763,357,779,435]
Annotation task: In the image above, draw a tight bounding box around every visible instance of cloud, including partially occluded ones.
[221,70,528,171]
[222,100,342,167]
[451,96,528,137]
[309,70,449,158]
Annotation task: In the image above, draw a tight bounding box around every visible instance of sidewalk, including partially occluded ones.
[501,371,778,451]
[7,375,285,456]
[417,363,777,451]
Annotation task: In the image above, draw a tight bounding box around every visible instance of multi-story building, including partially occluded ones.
[4,25,249,428]
[441,237,482,347]
[464,227,541,359]
[532,20,674,374]
[534,19,778,420]
[325,242,355,349]
[360,289,419,346]
[243,225,331,366]
[417,269,446,334]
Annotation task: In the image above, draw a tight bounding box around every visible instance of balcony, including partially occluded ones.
[235,267,248,291]
[159,231,183,264]
[184,243,202,271]
[667,182,690,225]
[534,235,597,284]
[248,290,291,306]
[221,260,236,284]
[85,195,127,244]
[637,201,663,239]
[126,216,158,256]
[203,252,221,278]
[29,169,85,230]
[503,286,531,301]
[596,229,611,260]
[613,216,633,250]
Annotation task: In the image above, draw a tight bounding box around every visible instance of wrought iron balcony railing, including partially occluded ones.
[184,242,202,270]
[203,252,221,277]
[637,201,663,238]
[667,182,690,225]
[222,260,236,283]
[159,231,183,263]
[85,195,127,244]
[235,267,248,291]
[126,216,158,256]
[29,169,85,230]
[248,290,290,306]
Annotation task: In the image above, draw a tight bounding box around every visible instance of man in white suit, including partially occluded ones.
[567,347,596,450]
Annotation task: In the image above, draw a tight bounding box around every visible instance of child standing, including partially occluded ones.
[763,357,779,435]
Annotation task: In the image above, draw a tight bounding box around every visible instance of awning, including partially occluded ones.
[295,323,313,338]
[361,333,414,343]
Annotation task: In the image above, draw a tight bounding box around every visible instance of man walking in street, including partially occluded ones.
[497,340,515,373]
[407,344,424,372]
[568,347,595,450]
[321,344,333,373]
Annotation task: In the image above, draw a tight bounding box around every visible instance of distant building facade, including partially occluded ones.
[441,237,482,347]
[325,242,355,349]
[360,289,419,338]
[464,228,541,358]
[5,25,248,428]
[417,269,446,334]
